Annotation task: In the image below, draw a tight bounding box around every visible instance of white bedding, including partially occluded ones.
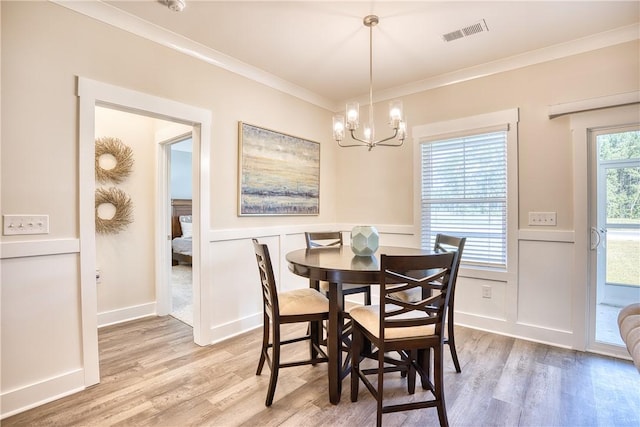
[172,236,192,256]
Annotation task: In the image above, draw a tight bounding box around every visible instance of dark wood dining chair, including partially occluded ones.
[252,238,329,406]
[390,233,466,373]
[304,231,372,305]
[350,251,458,427]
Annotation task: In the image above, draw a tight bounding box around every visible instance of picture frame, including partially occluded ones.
[238,122,320,216]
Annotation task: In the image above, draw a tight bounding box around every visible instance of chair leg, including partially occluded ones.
[350,327,362,402]
[376,345,385,427]
[256,314,269,375]
[447,307,462,373]
[265,323,280,406]
[310,320,320,363]
[407,349,417,394]
[434,346,449,427]
[418,348,432,391]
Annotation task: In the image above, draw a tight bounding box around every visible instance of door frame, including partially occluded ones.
[78,77,212,386]
[570,103,639,357]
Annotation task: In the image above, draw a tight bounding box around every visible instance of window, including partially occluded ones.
[421,131,507,268]
[414,109,518,273]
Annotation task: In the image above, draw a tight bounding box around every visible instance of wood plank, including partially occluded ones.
[4,316,640,426]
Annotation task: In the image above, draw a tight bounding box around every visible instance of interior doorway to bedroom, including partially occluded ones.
[168,137,194,326]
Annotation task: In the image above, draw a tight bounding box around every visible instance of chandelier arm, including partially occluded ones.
[343,128,403,148]
[348,129,374,145]
[370,128,403,146]
[338,136,372,148]
[375,139,405,147]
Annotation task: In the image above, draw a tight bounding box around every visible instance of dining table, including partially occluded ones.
[285,244,432,404]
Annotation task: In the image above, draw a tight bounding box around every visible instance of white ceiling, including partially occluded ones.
[80,1,639,109]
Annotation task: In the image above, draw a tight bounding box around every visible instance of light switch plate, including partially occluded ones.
[528,212,556,226]
[3,215,50,235]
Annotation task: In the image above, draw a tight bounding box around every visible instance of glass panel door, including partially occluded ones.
[589,126,640,348]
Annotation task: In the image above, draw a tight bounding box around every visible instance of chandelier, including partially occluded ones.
[332,15,407,150]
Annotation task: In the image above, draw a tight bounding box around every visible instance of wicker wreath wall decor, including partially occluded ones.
[95,187,133,234]
[95,137,134,183]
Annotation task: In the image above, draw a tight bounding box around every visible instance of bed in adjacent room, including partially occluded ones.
[171,199,192,265]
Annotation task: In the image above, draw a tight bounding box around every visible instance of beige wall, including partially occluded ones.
[94,107,157,316]
[1,0,638,418]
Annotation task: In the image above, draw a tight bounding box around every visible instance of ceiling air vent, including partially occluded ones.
[442,19,489,42]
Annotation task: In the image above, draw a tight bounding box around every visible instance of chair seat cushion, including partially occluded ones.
[388,287,422,303]
[350,304,435,339]
[279,288,329,316]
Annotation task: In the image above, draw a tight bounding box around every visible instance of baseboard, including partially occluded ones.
[208,312,262,344]
[97,302,157,328]
[1,369,85,419]
[455,311,574,348]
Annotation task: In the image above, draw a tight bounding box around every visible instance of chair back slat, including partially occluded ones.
[434,233,465,273]
[305,231,343,248]
[253,238,279,316]
[379,252,457,338]
[433,233,466,312]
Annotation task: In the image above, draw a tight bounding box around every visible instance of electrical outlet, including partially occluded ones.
[528,211,556,226]
[3,215,49,235]
[482,285,492,299]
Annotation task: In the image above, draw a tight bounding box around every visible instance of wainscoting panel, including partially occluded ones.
[456,277,508,321]
[518,240,574,333]
[0,252,84,417]
[208,237,269,342]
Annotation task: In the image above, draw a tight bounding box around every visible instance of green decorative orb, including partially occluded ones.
[350,225,379,256]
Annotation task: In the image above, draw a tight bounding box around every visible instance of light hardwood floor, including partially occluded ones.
[4,316,640,426]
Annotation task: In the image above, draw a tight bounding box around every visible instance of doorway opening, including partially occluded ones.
[589,124,640,348]
[78,77,212,386]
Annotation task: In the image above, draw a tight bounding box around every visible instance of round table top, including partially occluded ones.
[286,245,431,279]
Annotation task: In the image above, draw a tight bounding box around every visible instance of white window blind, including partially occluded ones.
[421,131,507,268]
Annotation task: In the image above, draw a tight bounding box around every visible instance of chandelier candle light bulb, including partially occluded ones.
[389,100,403,126]
[333,115,345,140]
[346,102,360,129]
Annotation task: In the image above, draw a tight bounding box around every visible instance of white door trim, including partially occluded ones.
[77,76,212,385]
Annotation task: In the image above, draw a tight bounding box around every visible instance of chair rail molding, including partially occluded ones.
[0,239,80,259]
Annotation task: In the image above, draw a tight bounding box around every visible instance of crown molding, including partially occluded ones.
[50,0,336,111]
[50,1,638,113]
[365,23,640,109]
